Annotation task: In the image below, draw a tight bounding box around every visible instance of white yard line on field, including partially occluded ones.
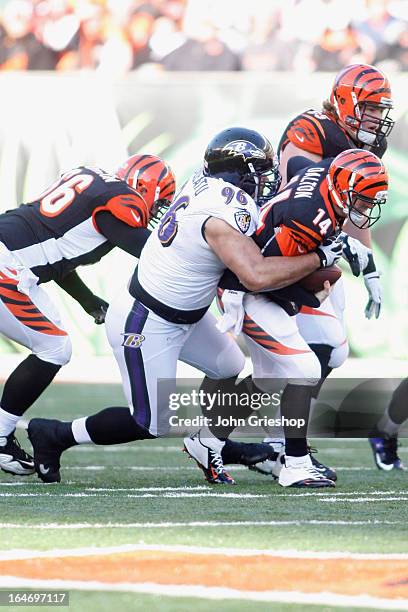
[0,492,267,499]
[0,485,405,498]
[0,519,403,530]
[0,577,406,610]
[320,496,408,503]
[69,444,384,453]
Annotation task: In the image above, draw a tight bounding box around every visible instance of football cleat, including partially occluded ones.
[222,439,279,467]
[248,438,284,476]
[308,445,337,482]
[183,432,235,485]
[0,431,35,476]
[278,454,336,488]
[369,436,404,471]
[27,418,66,483]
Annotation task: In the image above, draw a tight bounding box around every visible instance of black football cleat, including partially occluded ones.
[221,439,279,466]
[369,436,404,471]
[27,419,67,483]
[308,446,337,482]
[0,431,35,476]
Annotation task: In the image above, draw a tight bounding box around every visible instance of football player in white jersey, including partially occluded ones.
[27,127,342,484]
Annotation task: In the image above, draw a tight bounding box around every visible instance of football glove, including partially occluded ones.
[87,297,109,325]
[340,233,371,277]
[316,235,343,269]
[216,289,245,335]
[363,253,382,319]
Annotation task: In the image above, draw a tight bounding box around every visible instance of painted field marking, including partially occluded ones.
[1,543,408,561]
[0,577,406,610]
[0,492,267,499]
[0,519,404,530]
[0,546,407,608]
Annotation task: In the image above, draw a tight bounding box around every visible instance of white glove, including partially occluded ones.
[216,289,245,335]
[340,233,371,277]
[363,253,382,319]
[316,234,343,268]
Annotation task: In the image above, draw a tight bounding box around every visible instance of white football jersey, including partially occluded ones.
[137,169,259,310]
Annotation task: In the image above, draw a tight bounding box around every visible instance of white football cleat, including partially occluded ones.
[183,430,235,485]
[278,453,335,488]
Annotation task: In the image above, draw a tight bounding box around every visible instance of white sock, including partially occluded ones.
[263,437,285,453]
[0,407,20,437]
[377,411,400,438]
[285,454,311,468]
[199,426,225,454]
[71,417,92,444]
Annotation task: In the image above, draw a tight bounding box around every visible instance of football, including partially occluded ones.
[299,264,342,293]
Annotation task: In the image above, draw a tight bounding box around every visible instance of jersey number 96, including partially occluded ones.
[158,195,190,247]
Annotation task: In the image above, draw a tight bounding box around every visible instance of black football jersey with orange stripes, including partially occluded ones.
[0,166,148,283]
[278,109,356,159]
[254,158,342,257]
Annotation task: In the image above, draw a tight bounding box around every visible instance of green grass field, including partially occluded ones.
[1,383,407,611]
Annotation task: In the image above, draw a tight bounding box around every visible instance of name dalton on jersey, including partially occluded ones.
[294,167,325,199]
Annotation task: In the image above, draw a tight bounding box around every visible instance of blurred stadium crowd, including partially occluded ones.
[0,0,407,74]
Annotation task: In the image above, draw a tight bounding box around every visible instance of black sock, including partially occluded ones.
[84,407,156,445]
[281,384,312,457]
[1,355,61,416]
[309,343,333,384]
[200,375,256,439]
[388,378,408,426]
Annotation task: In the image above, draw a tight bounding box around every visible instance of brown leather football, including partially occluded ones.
[299,264,342,293]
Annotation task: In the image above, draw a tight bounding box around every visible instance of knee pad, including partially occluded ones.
[329,341,349,369]
[35,335,72,366]
[214,344,245,379]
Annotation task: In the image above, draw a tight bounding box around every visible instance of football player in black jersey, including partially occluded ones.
[0,154,175,476]
[278,64,403,476]
[213,149,388,487]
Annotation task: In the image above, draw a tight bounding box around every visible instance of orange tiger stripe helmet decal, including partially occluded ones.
[329,64,394,146]
[116,154,176,224]
[327,149,388,228]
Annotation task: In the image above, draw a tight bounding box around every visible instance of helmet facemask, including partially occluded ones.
[346,189,386,228]
[242,158,281,206]
[148,197,172,229]
[351,100,394,147]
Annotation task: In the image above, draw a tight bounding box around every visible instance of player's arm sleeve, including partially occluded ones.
[271,223,321,258]
[93,192,149,229]
[55,270,104,313]
[96,211,151,258]
[218,268,249,292]
[208,205,258,237]
[267,283,320,308]
[287,116,325,156]
[287,155,313,181]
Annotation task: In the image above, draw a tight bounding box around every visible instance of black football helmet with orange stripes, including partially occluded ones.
[203,127,281,205]
[329,64,394,147]
[116,154,176,226]
[327,149,388,229]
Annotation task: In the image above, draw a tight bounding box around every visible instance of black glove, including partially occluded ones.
[86,296,109,325]
[316,235,343,269]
